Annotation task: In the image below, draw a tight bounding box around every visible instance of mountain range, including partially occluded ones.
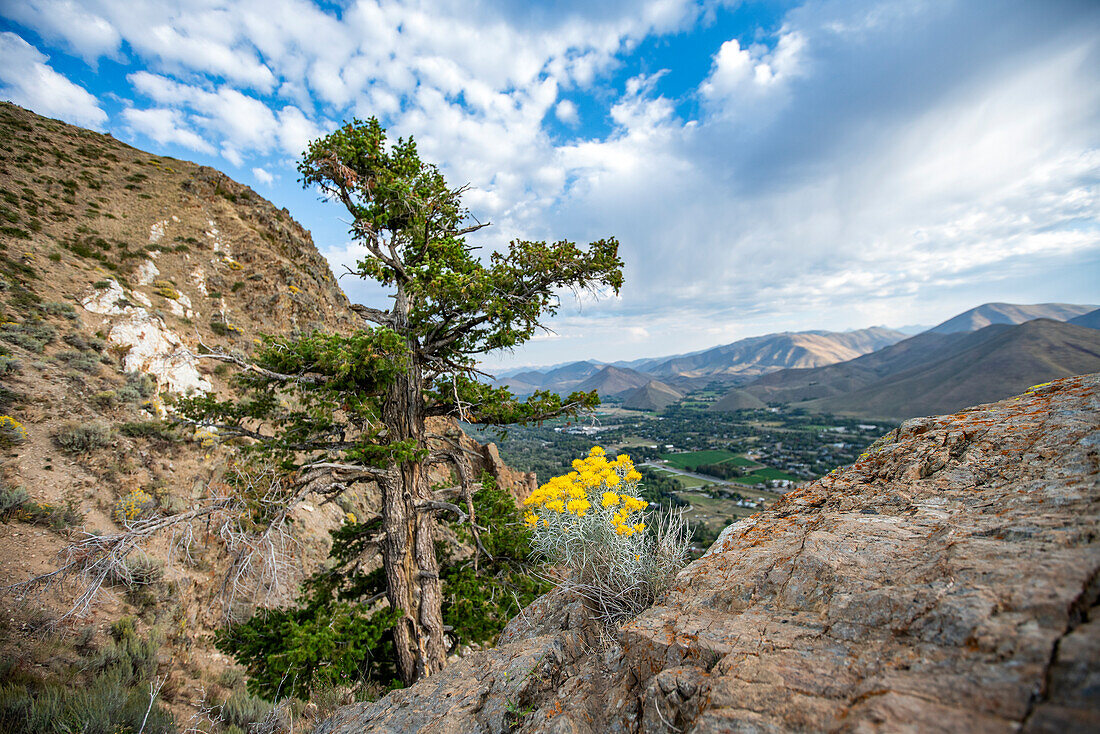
[738,318,1100,421]
[495,303,1099,417]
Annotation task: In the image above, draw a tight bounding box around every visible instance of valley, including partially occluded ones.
[464,387,894,544]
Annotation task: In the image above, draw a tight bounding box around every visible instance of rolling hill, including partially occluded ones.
[709,388,767,412]
[621,380,684,411]
[573,365,653,397]
[1069,308,1100,329]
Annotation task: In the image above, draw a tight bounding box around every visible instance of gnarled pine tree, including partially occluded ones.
[181,118,622,685]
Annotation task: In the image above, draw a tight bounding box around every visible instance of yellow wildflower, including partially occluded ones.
[601,491,619,508]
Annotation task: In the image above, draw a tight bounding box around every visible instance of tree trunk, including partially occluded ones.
[381,286,446,685]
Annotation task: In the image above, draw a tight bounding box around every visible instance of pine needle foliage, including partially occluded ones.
[181,116,623,683]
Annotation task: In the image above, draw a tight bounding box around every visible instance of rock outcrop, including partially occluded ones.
[319,373,1100,733]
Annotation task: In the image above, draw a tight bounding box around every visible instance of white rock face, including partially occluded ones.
[81,279,211,395]
[82,279,130,315]
[190,267,208,295]
[109,312,212,395]
[135,259,160,285]
[149,220,167,243]
[132,291,152,308]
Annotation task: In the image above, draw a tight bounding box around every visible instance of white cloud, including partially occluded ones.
[0,32,107,128]
[122,106,214,152]
[555,99,579,126]
[0,0,120,61]
[252,167,274,184]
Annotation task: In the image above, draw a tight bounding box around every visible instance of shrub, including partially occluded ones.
[113,488,156,525]
[116,371,157,404]
[0,484,29,516]
[119,420,177,441]
[524,447,690,626]
[0,415,28,446]
[55,349,100,373]
[54,421,112,453]
[0,355,21,375]
[0,321,56,352]
[14,499,83,530]
[219,689,273,729]
[38,301,77,319]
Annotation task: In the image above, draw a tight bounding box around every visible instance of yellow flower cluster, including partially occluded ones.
[0,415,28,446]
[113,488,155,524]
[524,446,648,536]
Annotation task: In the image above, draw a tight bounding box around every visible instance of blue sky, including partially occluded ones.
[1,0,1097,371]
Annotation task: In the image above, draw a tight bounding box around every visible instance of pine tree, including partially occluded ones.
[181,118,623,684]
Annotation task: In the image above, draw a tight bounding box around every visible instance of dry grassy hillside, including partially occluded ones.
[0,103,533,731]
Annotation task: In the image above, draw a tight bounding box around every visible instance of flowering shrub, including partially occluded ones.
[113,488,156,525]
[524,447,690,625]
[0,415,28,447]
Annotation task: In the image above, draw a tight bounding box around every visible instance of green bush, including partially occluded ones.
[15,499,83,530]
[119,421,178,441]
[0,615,174,734]
[0,484,29,516]
[0,321,56,352]
[56,350,100,373]
[54,421,112,453]
[217,475,549,699]
[219,688,273,729]
[116,372,157,404]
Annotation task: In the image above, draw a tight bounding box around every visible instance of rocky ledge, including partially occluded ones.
[319,374,1100,733]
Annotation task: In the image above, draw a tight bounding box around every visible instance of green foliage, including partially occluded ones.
[0,319,56,352]
[53,421,112,453]
[0,483,29,516]
[215,596,402,700]
[218,688,272,728]
[218,476,546,697]
[0,616,173,734]
[439,478,551,645]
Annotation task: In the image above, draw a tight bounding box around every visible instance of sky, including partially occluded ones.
[1,0,1098,373]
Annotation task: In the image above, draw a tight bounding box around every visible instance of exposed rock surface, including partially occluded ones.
[319,373,1100,733]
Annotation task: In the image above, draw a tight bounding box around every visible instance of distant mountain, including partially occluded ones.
[574,365,653,397]
[622,380,684,411]
[1068,308,1100,329]
[709,388,766,412]
[927,302,1096,334]
[644,327,907,380]
[745,320,1100,421]
[493,360,603,395]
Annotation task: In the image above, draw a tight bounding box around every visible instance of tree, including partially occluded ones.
[181,118,623,685]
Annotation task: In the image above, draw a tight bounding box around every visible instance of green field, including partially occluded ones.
[660,450,756,471]
[730,467,800,485]
[647,466,711,488]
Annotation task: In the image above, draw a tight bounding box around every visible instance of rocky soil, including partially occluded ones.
[319,373,1100,733]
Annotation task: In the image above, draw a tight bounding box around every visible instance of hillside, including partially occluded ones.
[927,301,1096,333]
[573,364,652,397]
[0,103,537,727]
[319,374,1100,733]
[1069,307,1100,329]
[798,319,1100,420]
[621,379,683,411]
[708,387,766,412]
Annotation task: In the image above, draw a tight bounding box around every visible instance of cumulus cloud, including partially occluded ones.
[252,167,274,184]
[122,106,214,152]
[555,99,580,126]
[0,32,107,128]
